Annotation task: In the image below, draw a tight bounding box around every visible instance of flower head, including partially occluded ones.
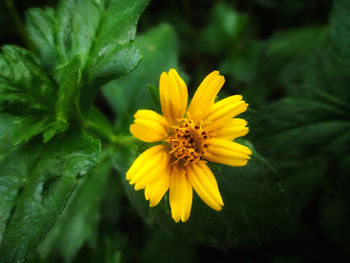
[127,69,252,222]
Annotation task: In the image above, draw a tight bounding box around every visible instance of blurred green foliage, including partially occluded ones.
[0,0,349,262]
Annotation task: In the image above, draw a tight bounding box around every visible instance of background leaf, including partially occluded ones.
[255,98,350,160]
[0,128,101,263]
[0,45,57,144]
[37,151,112,263]
[103,23,179,129]
[26,0,150,112]
[198,3,248,54]
[330,0,350,68]
[0,45,55,114]
[115,140,293,248]
[0,113,15,156]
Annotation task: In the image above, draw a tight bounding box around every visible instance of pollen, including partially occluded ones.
[165,118,210,166]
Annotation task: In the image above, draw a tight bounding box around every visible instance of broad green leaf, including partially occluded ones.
[256,98,350,160]
[38,151,112,263]
[255,20,350,162]
[266,26,328,68]
[0,45,55,115]
[42,119,69,143]
[263,26,329,93]
[259,22,350,109]
[220,41,264,83]
[198,3,248,54]
[277,159,325,220]
[330,0,350,68]
[225,26,329,109]
[0,113,15,157]
[54,56,82,122]
[253,13,350,232]
[0,128,101,263]
[24,7,58,70]
[298,45,350,107]
[42,56,82,143]
[0,45,58,144]
[115,141,293,248]
[103,23,179,129]
[26,0,150,112]
[147,84,161,113]
[13,115,56,144]
[0,46,84,144]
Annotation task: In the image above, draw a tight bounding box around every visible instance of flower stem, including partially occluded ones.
[83,119,137,147]
[111,135,138,147]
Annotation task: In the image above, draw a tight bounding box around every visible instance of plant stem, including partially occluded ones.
[5,0,32,48]
[111,135,138,147]
[83,120,137,147]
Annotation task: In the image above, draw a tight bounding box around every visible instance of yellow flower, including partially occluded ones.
[127,69,252,222]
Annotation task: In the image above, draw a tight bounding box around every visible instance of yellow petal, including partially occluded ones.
[144,164,171,207]
[130,110,169,142]
[159,69,188,124]
[169,167,193,222]
[203,95,248,131]
[126,145,167,181]
[204,138,252,167]
[187,71,225,122]
[187,162,224,211]
[134,152,169,190]
[215,118,249,140]
[130,150,166,187]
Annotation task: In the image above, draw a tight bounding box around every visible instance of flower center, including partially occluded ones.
[165,118,210,166]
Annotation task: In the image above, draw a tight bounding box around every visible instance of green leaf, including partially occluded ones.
[0,45,60,144]
[266,26,328,68]
[38,151,112,263]
[220,41,264,83]
[0,45,55,115]
[277,159,325,220]
[42,119,69,143]
[102,23,178,127]
[297,45,350,107]
[0,46,85,144]
[255,21,350,163]
[147,84,161,113]
[198,3,248,54]
[330,0,350,68]
[116,140,293,248]
[12,114,54,145]
[40,56,83,143]
[24,7,59,70]
[264,26,329,92]
[103,23,179,129]
[0,113,15,157]
[26,0,150,113]
[256,98,350,160]
[0,128,101,263]
[54,56,82,122]
[261,23,350,108]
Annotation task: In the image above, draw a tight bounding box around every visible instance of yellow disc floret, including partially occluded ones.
[166,118,210,166]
